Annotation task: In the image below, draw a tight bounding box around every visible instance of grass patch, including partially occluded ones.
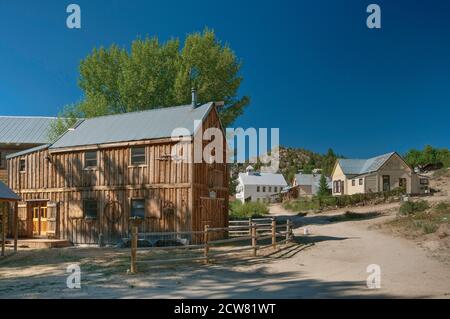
[399,200,429,216]
[283,188,406,213]
[387,201,450,237]
[283,199,320,212]
[229,200,269,220]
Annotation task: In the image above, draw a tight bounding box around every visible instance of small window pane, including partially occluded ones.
[19,159,26,172]
[131,199,145,219]
[359,179,363,185]
[131,147,146,165]
[84,200,98,219]
[85,151,97,168]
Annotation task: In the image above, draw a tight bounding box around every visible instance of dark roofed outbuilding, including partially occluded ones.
[0,180,20,257]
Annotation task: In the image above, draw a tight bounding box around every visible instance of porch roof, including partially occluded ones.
[0,181,20,201]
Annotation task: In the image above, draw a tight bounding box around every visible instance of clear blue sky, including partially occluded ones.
[1,0,449,158]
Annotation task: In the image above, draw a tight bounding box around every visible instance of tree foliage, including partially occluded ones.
[49,28,249,141]
[317,174,330,197]
[405,145,450,169]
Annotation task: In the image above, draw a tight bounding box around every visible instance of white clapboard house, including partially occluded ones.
[235,166,288,203]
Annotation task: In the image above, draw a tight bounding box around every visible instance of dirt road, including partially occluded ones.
[1,202,450,298]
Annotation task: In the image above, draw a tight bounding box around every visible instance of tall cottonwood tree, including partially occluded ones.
[49,28,249,141]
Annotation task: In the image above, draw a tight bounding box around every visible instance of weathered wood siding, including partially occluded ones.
[192,108,229,238]
[7,105,229,244]
[8,142,194,244]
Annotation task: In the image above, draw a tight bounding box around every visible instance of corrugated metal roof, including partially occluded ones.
[239,172,288,186]
[0,180,20,201]
[50,103,214,150]
[0,116,57,144]
[294,173,331,187]
[6,144,50,160]
[338,152,396,175]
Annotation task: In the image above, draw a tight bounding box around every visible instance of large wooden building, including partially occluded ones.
[7,101,228,245]
[0,116,57,183]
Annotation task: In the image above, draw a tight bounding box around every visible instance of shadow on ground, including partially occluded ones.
[0,250,397,299]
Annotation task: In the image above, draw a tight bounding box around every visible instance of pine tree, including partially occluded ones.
[317,174,330,197]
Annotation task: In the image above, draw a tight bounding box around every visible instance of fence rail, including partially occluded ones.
[129,217,294,273]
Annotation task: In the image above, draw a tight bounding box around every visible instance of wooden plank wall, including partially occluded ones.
[8,143,194,244]
[192,108,229,237]
[7,105,229,244]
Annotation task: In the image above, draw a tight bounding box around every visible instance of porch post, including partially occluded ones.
[1,203,6,257]
[14,201,18,253]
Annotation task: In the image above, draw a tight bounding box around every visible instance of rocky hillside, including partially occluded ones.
[229,146,341,190]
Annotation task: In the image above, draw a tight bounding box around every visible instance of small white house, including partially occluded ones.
[235,166,288,203]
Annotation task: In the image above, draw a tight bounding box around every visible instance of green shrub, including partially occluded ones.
[399,200,430,216]
[283,198,320,212]
[229,200,269,220]
[433,202,449,213]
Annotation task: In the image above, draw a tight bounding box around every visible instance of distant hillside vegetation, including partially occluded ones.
[229,146,342,193]
[404,145,450,170]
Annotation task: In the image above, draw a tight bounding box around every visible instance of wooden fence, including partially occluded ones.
[129,217,294,273]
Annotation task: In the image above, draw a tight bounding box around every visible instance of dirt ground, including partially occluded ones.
[1,172,450,299]
[1,199,450,298]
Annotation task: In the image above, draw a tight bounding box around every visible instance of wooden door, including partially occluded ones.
[103,201,123,244]
[383,175,390,192]
[32,207,39,236]
[32,203,48,237]
[46,202,58,238]
[199,197,226,241]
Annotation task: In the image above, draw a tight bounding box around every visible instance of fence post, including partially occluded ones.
[286,219,291,244]
[204,225,209,264]
[130,225,138,274]
[252,223,257,257]
[1,204,6,257]
[271,217,276,249]
[248,217,252,236]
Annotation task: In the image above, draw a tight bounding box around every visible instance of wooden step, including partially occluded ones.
[6,239,72,249]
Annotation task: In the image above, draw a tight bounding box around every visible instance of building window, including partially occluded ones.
[84,200,98,219]
[268,186,272,192]
[19,159,26,172]
[262,186,266,192]
[0,152,4,169]
[274,187,278,192]
[399,178,406,188]
[131,147,146,165]
[352,180,356,186]
[335,181,341,193]
[85,151,98,168]
[131,199,145,219]
[359,178,363,186]
[257,186,260,192]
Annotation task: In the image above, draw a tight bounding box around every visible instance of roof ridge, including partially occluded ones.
[77,103,212,122]
[0,116,58,119]
[340,152,395,161]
